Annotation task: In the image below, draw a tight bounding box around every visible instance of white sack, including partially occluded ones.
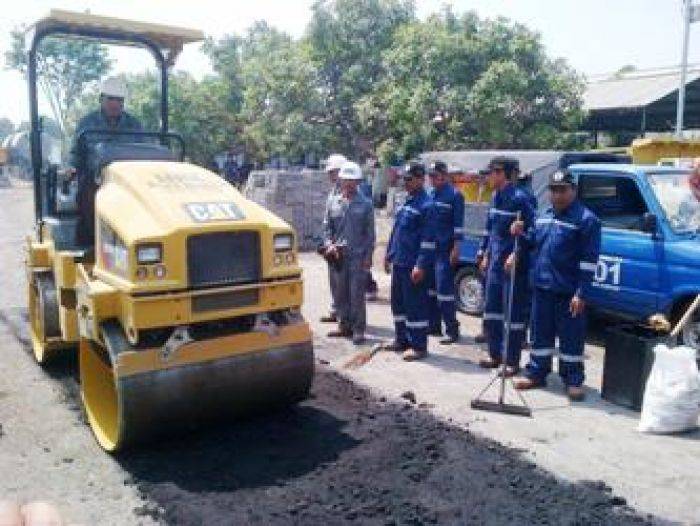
[639,344,700,434]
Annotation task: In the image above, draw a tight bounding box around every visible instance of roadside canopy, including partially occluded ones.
[583,66,700,133]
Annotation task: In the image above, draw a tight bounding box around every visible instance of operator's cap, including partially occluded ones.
[428,160,448,176]
[487,155,519,176]
[100,76,127,99]
[324,153,347,173]
[404,160,426,178]
[548,170,576,187]
[338,161,364,180]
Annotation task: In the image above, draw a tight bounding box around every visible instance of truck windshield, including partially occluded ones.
[647,172,700,233]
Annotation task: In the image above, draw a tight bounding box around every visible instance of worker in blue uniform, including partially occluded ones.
[478,156,535,376]
[426,160,464,344]
[516,169,538,348]
[512,170,601,401]
[385,161,437,361]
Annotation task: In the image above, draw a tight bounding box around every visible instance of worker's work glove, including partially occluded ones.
[384,258,391,274]
[326,244,338,260]
[569,295,586,317]
[504,252,516,275]
[410,266,425,284]
[449,246,459,267]
[510,220,525,237]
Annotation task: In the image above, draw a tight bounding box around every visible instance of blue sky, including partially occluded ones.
[1,0,697,125]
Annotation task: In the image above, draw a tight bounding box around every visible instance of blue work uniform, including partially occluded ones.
[516,179,538,337]
[387,189,436,353]
[522,200,601,387]
[70,109,143,246]
[482,183,535,367]
[427,183,465,338]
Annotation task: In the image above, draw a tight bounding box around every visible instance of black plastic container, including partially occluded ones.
[602,325,665,411]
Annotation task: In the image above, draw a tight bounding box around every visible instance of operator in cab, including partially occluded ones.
[69,76,144,246]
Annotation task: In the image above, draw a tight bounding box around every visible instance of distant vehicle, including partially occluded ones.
[570,163,700,350]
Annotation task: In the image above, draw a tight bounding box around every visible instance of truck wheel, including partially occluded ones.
[455,266,483,315]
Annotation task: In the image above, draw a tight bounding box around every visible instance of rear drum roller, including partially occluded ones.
[27,273,61,364]
[80,321,314,452]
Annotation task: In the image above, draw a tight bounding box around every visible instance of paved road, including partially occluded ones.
[0,185,695,524]
[305,226,700,525]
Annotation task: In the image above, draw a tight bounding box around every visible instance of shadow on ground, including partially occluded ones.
[118,404,359,494]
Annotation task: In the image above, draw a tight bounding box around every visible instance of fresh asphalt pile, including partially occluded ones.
[114,367,656,526]
[0,305,657,525]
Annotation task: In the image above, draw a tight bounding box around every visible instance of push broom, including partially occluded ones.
[471,214,532,417]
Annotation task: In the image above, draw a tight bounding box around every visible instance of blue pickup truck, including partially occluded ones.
[442,158,700,350]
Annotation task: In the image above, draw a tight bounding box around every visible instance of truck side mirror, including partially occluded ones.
[642,212,658,234]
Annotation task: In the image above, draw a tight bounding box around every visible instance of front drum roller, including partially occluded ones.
[27,273,61,364]
[80,320,314,452]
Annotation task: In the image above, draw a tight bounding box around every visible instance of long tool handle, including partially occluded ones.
[499,212,521,404]
[670,294,700,338]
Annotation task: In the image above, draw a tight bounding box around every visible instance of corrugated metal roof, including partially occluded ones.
[584,66,700,111]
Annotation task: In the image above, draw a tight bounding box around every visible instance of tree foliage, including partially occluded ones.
[0,118,14,142]
[5,31,111,136]
[306,0,415,155]
[359,10,584,162]
[12,3,585,166]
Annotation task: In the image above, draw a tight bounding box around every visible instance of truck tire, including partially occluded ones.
[455,266,483,316]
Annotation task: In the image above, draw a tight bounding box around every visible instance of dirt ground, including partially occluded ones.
[0,185,688,524]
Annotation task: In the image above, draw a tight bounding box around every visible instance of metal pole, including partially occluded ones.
[27,43,43,228]
[677,0,691,137]
[160,61,168,134]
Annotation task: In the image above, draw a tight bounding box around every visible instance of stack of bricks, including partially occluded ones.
[244,169,332,251]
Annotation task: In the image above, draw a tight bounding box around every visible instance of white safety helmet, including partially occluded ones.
[338,161,364,181]
[324,153,347,173]
[100,76,128,99]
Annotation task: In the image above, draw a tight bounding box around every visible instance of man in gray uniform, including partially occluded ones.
[320,153,347,323]
[69,77,144,246]
[323,161,375,345]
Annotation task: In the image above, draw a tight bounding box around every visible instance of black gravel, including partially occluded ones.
[117,367,659,526]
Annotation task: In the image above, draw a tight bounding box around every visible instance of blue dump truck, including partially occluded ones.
[421,151,700,350]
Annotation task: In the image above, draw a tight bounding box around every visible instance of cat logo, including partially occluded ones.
[184,202,245,222]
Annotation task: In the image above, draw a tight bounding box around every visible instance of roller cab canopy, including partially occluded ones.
[30,9,204,63]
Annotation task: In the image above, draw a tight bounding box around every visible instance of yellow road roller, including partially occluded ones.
[24,10,313,451]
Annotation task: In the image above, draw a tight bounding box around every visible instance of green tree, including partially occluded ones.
[207,22,332,164]
[125,71,239,165]
[359,10,584,160]
[5,30,111,137]
[306,0,415,156]
[0,118,14,142]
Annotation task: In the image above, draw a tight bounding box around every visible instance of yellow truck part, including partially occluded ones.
[629,137,700,164]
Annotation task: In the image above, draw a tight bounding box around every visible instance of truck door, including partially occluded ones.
[577,172,661,318]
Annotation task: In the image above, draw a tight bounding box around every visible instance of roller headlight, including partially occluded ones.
[273,233,293,252]
[136,243,162,264]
